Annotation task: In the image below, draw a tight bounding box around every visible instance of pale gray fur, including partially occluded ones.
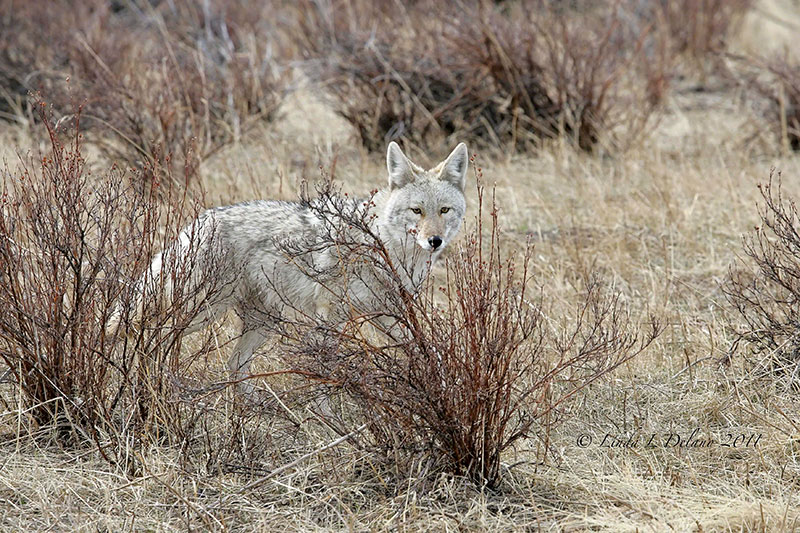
[117,142,469,391]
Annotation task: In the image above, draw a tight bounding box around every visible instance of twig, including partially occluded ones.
[235,421,370,494]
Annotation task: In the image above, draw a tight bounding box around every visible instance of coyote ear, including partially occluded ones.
[386,141,415,189]
[438,142,469,191]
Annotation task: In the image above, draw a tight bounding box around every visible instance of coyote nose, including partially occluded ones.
[428,235,443,250]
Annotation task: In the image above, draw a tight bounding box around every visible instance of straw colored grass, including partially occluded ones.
[2,84,799,529]
[2,4,800,532]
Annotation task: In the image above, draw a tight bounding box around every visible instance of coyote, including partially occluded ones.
[115,142,468,390]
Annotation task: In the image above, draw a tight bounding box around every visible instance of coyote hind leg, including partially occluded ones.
[227,327,269,394]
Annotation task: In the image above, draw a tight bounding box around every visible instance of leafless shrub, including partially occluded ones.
[0,102,223,468]
[742,55,800,152]
[272,166,661,487]
[651,0,752,60]
[0,0,290,189]
[0,0,96,121]
[299,0,664,152]
[724,171,800,375]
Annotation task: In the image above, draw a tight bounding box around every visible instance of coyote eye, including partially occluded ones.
[411,207,422,215]
[440,207,450,214]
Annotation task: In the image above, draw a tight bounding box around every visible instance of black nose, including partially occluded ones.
[429,235,443,250]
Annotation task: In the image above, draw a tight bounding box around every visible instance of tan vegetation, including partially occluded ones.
[1,0,800,531]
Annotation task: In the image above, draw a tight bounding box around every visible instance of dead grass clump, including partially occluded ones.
[0,0,99,122]
[300,0,664,153]
[724,171,800,376]
[0,0,289,189]
[744,55,800,152]
[0,103,223,468]
[653,0,752,60]
[274,167,661,487]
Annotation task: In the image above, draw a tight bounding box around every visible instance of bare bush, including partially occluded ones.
[299,0,664,152]
[0,103,222,467]
[743,55,800,152]
[651,0,752,60]
[0,0,89,121]
[724,171,800,375]
[272,168,661,487]
[0,0,289,189]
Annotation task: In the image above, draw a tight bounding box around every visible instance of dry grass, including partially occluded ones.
[0,0,290,190]
[2,90,799,529]
[2,2,800,532]
[300,0,666,153]
[742,54,800,152]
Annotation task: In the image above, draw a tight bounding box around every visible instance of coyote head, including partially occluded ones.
[380,141,468,255]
